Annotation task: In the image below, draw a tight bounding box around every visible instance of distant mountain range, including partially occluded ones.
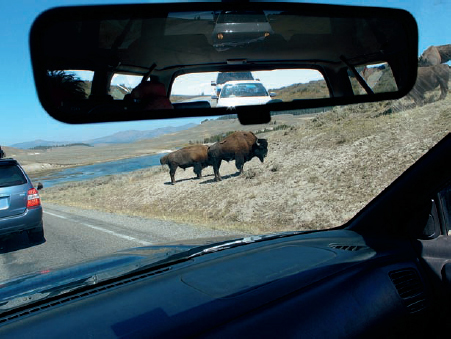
[10,123,197,149]
[10,139,73,149]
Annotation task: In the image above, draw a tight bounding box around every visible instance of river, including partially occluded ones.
[32,153,165,188]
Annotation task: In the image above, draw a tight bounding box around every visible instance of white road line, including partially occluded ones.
[44,211,151,246]
[45,211,68,219]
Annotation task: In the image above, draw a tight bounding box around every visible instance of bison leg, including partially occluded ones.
[169,164,177,184]
[235,155,245,174]
[438,79,448,101]
[212,160,222,181]
[193,163,203,179]
[412,92,424,107]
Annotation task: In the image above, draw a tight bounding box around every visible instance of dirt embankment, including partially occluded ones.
[40,95,450,235]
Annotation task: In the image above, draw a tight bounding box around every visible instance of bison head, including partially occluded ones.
[255,138,268,163]
[160,154,169,165]
[418,56,430,67]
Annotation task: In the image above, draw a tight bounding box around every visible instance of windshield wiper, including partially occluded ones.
[340,55,374,95]
[186,231,312,259]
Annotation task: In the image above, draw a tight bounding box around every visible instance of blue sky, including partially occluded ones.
[1,0,450,146]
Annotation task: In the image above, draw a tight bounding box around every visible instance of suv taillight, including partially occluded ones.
[27,188,41,208]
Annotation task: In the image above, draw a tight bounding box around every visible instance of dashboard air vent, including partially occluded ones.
[389,268,428,314]
[328,243,367,251]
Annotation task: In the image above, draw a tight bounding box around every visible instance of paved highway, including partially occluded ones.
[0,203,242,282]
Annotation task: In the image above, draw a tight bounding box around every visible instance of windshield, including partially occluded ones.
[0,0,450,301]
[221,83,268,98]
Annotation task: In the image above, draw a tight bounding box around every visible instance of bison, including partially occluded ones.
[207,131,268,181]
[407,64,449,106]
[160,144,209,184]
[418,44,451,66]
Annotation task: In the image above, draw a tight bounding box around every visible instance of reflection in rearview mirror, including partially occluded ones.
[169,69,330,109]
[30,3,418,124]
[349,62,398,95]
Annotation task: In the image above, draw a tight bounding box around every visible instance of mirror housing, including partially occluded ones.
[29,2,418,125]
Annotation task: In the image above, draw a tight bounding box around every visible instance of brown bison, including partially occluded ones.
[418,44,451,66]
[407,64,449,106]
[160,144,209,184]
[207,131,268,181]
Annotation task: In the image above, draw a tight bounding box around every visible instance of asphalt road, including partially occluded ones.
[0,203,242,282]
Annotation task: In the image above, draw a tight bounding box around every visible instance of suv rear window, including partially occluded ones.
[217,72,254,85]
[0,164,27,187]
[217,11,268,24]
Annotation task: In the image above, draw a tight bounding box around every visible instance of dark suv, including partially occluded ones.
[212,10,274,51]
[211,71,255,97]
[0,159,44,242]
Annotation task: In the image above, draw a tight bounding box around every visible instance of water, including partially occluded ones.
[33,154,166,188]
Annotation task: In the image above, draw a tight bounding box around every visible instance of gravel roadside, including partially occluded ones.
[42,202,247,244]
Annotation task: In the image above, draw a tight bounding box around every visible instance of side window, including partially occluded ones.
[46,70,92,105]
[438,184,451,235]
[110,74,142,99]
[349,62,398,95]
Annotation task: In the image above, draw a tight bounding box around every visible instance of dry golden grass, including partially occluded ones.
[40,94,450,235]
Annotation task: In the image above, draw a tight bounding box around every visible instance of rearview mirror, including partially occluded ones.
[30,2,418,125]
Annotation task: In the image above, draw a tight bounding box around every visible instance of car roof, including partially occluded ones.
[0,159,19,166]
[222,80,265,85]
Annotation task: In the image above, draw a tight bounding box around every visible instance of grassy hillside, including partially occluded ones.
[41,93,450,235]
[270,79,330,101]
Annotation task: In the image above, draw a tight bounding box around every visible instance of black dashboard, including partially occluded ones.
[0,230,434,338]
